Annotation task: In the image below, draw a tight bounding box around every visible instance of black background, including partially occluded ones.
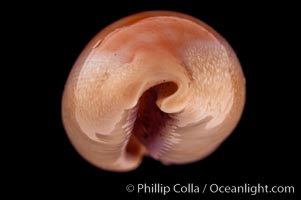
[14,0,299,199]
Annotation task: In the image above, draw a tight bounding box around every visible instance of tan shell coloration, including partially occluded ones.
[62,11,246,172]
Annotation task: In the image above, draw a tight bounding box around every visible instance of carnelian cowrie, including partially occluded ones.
[62,11,246,172]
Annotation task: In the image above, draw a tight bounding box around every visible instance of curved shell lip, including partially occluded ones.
[61,107,145,173]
